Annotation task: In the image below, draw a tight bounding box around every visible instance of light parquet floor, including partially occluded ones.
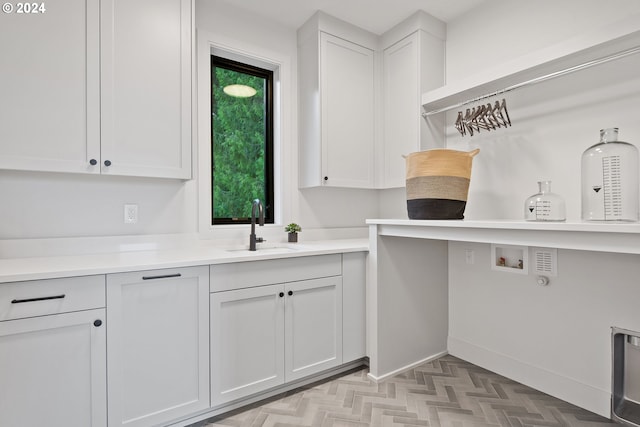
[192,355,616,427]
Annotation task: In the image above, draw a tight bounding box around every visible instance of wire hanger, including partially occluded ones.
[455,98,511,137]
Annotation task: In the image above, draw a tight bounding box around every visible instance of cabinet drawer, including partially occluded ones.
[0,275,105,321]
[210,254,342,292]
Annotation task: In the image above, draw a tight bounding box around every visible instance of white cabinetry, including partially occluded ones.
[298,12,376,188]
[285,276,342,381]
[0,0,192,179]
[210,255,344,406]
[342,252,367,362]
[298,11,446,189]
[100,0,192,179]
[380,12,446,188]
[106,266,209,427]
[0,276,107,427]
[210,283,285,405]
[0,0,100,174]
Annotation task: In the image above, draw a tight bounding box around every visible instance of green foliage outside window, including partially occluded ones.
[212,63,269,222]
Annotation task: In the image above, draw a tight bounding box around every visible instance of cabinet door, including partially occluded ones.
[320,32,375,188]
[101,0,192,179]
[107,266,209,427]
[0,0,101,174]
[285,276,343,381]
[383,32,420,188]
[210,284,285,406]
[0,309,106,427]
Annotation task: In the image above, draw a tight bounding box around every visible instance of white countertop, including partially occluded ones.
[366,219,640,254]
[0,239,369,283]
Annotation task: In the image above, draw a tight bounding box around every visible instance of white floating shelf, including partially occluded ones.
[366,219,640,255]
[421,13,640,115]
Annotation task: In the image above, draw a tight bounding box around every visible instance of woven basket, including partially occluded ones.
[405,148,479,219]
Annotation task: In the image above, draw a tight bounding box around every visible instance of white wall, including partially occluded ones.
[0,169,198,239]
[442,1,640,417]
[378,0,640,221]
[443,0,640,221]
[446,0,640,82]
[448,241,640,416]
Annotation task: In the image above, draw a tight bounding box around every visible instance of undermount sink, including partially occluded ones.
[225,244,300,253]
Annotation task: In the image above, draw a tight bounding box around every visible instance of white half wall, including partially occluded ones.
[367,234,448,379]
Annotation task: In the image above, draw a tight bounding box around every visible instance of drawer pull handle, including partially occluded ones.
[142,273,182,280]
[11,294,66,304]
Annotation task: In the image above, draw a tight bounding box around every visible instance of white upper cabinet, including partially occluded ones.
[0,0,192,179]
[382,34,420,188]
[298,11,446,189]
[298,12,377,188]
[100,0,192,179]
[319,33,375,188]
[0,0,100,174]
[380,12,445,188]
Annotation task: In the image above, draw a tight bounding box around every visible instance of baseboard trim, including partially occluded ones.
[367,350,449,383]
[448,336,611,418]
[167,359,367,427]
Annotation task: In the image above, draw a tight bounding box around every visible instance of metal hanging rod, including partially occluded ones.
[422,45,640,117]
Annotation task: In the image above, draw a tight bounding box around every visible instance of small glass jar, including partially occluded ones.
[524,180,566,221]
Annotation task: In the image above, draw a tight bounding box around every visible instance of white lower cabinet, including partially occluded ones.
[285,277,342,382]
[106,266,209,427]
[342,252,367,362]
[210,256,344,407]
[0,276,107,427]
[0,251,364,427]
[210,284,285,406]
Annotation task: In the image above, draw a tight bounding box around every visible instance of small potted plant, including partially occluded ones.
[284,223,301,243]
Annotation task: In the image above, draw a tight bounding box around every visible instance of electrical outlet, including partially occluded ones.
[124,204,138,224]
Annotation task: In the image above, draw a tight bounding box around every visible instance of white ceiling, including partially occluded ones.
[216,0,487,34]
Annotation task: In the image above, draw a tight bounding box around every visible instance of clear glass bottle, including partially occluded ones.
[524,180,566,221]
[581,128,639,221]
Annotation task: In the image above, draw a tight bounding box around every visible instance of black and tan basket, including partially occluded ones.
[405,148,479,220]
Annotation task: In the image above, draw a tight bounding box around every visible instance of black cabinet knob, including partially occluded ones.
[89,159,97,166]
[279,292,284,298]
[324,176,328,181]
[104,160,112,167]
[288,290,293,296]
[93,319,103,327]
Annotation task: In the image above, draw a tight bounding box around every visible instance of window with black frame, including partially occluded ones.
[211,55,274,225]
